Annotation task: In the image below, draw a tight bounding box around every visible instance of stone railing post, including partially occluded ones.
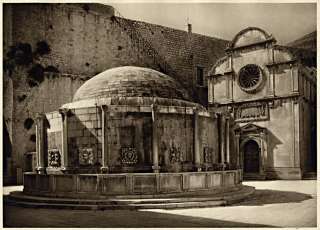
[101,105,109,173]
[35,113,47,174]
[151,104,160,173]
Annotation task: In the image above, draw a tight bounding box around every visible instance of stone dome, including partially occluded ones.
[73,66,192,103]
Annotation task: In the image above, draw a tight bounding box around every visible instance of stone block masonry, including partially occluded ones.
[23,170,242,197]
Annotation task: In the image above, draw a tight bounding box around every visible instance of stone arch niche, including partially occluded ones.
[235,123,267,180]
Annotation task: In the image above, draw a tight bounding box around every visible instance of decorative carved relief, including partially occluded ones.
[203,147,213,163]
[234,102,268,122]
[120,147,138,165]
[48,149,61,167]
[169,144,182,163]
[79,148,94,166]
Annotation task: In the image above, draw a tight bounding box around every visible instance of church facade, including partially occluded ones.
[208,27,317,179]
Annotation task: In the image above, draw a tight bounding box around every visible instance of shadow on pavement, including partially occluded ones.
[3,204,273,228]
[234,189,313,206]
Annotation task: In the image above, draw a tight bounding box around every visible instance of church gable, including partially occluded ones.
[227,27,275,51]
[208,27,315,105]
[208,56,231,76]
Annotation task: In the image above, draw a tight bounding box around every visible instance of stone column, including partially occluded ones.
[151,104,160,173]
[59,108,71,172]
[193,107,201,171]
[101,105,109,173]
[220,114,225,169]
[35,113,47,174]
[225,117,230,164]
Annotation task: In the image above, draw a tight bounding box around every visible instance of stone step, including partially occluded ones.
[8,192,227,205]
[243,174,266,181]
[11,186,243,204]
[5,198,227,210]
[303,172,317,180]
[5,185,255,210]
[9,186,247,205]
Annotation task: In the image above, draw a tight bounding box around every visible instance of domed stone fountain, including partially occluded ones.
[8,66,254,209]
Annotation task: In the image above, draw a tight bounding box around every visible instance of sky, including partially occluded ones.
[110,3,317,45]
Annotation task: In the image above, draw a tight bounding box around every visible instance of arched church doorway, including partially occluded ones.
[243,139,260,173]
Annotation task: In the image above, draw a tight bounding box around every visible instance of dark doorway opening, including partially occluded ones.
[243,139,260,173]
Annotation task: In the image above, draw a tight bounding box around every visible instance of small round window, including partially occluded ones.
[238,64,263,92]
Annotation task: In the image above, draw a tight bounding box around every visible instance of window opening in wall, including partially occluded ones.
[238,64,262,92]
[196,66,204,86]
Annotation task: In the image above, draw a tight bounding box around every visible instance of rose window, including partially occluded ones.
[238,64,263,92]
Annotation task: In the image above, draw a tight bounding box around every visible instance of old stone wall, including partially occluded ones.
[5,4,157,76]
[7,71,84,181]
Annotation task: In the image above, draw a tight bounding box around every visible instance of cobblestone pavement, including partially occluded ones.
[2,180,317,228]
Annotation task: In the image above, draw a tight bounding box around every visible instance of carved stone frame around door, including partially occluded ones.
[235,123,268,180]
